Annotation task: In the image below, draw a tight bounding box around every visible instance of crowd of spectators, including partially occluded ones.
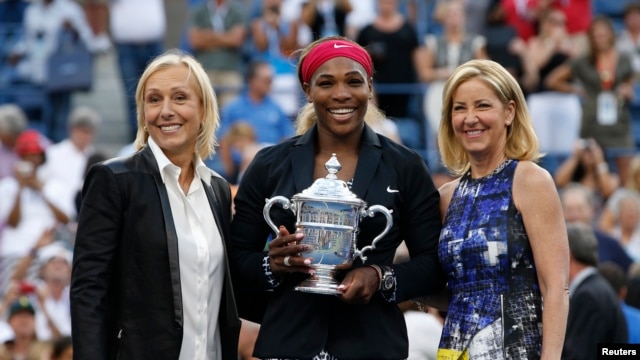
[2,0,640,359]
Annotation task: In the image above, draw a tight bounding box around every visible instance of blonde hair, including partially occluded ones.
[133,49,219,159]
[293,35,385,135]
[438,59,541,175]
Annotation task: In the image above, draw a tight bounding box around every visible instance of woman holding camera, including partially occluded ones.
[0,129,74,259]
[553,137,620,201]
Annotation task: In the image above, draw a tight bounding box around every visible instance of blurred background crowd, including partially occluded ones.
[1,0,640,359]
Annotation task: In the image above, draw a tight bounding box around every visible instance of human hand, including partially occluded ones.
[14,162,39,190]
[268,226,314,275]
[616,82,634,101]
[336,266,379,304]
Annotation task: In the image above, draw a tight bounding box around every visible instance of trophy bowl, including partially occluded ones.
[264,154,393,295]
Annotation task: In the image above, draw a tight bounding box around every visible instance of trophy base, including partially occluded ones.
[295,265,341,295]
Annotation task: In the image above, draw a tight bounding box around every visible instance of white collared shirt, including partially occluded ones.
[568,266,598,299]
[148,138,224,360]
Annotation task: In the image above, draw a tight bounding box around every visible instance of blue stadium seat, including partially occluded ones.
[592,0,627,17]
[394,117,424,150]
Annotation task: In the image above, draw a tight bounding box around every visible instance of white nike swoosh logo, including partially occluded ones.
[387,186,399,193]
[334,43,352,49]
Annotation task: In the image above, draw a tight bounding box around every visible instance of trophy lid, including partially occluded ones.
[295,153,363,205]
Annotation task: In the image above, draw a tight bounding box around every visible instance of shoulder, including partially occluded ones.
[251,136,299,165]
[513,160,560,209]
[438,177,460,202]
[514,160,554,189]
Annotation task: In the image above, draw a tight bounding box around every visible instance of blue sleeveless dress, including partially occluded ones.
[437,160,542,360]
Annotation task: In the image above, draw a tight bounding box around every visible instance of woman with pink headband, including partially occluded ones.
[229,36,445,359]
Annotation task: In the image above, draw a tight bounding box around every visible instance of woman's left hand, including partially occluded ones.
[337,266,379,304]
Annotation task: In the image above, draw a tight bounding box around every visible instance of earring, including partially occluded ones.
[143,125,148,132]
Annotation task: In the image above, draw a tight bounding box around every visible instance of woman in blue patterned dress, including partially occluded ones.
[435,59,569,359]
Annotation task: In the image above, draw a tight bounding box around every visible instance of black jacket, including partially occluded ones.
[562,270,628,360]
[70,146,240,360]
[230,125,445,359]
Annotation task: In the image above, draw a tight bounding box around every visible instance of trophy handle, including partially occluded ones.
[356,205,393,262]
[263,196,294,235]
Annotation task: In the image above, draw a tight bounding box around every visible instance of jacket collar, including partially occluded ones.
[147,137,212,186]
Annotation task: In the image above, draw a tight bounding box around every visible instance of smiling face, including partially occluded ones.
[303,57,372,139]
[451,78,514,162]
[143,64,203,159]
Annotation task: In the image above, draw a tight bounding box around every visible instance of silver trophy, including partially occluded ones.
[263,154,393,295]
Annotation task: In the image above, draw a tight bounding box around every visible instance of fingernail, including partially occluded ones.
[295,233,304,239]
[303,245,313,252]
[308,269,315,275]
[337,285,346,290]
[304,259,311,265]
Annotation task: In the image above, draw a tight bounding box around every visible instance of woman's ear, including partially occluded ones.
[302,82,312,103]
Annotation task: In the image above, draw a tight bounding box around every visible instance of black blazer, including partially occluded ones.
[70,146,241,360]
[562,270,628,360]
[230,125,445,359]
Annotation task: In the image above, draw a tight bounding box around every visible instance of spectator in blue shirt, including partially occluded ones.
[218,60,294,182]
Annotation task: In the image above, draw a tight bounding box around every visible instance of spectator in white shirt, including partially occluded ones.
[0,129,74,259]
[40,105,100,210]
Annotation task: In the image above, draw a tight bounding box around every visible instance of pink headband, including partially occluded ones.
[300,39,374,83]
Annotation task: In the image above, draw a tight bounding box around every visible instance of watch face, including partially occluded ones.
[383,274,394,290]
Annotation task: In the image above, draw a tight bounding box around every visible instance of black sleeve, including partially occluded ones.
[393,150,446,302]
[70,164,123,360]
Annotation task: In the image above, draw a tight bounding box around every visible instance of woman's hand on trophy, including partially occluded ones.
[336,266,379,304]
[268,226,314,274]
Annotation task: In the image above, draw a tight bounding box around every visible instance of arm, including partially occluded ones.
[584,139,619,199]
[553,141,584,188]
[301,0,318,27]
[250,19,270,52]
[70,164,123,360]
[189,24,247,51]
[545,63,581,94]
[11,228,55,282]
[514,162,569,360]
[229,149,305,290]
[339,150,445,304]
[418,179,459,312]
[6,188,21,227]
[392,151,446,302]
[415,46,444,83]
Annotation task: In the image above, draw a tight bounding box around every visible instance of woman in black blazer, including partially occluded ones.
[70,50,240,360]
[229,36,446,359]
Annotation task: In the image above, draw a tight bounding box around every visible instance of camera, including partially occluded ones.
[18,281,37,294]
[579,139,591,150]
[15,161,34,176]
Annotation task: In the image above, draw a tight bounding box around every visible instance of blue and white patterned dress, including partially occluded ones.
[437,160,543,360]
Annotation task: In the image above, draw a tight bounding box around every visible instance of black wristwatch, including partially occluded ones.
[380,266,395,292]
